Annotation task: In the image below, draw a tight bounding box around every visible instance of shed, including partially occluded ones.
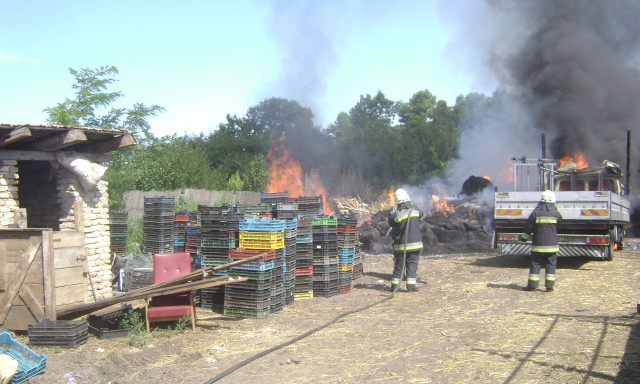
[0,123,136,330]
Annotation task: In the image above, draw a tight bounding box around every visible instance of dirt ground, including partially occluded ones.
[15,240,640,384]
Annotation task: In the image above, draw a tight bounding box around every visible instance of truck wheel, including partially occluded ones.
[605,239,614,261]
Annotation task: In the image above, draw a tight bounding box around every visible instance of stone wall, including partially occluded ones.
[57,167,112,301]
[0,160,19,227]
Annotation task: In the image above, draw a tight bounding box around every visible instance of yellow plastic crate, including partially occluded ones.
[239,230,284,241]
[239,238,285,250]
[294,291,314,300]
[339,263,354,271]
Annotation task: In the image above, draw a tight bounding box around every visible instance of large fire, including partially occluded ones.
[429,195,454,216]
[266,136,332,214]
[557,152,589,169]
[375,188,396,211]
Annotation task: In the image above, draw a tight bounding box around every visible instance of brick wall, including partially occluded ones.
[57,167,112,301]
[0,160,19,227]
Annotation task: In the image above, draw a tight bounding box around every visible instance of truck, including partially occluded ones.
[493,156,631,260]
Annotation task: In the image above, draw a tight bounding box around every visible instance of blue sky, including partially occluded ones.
[0,0,496,137]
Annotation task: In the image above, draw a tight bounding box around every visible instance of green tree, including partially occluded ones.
[397,89,458,183]
[329,91,400,194]
[44,65,225,206]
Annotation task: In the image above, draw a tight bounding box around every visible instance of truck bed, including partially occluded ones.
[494,191,630,224]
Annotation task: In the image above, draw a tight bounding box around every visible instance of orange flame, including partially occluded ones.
[376,187,396,211]
[429,195,454,217]
[266,136,332,214]
[557,152,589,169]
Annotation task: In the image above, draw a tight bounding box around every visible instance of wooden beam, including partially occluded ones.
[116,253,267,298]
[79,134,137,154]
[0,127,32,148]
[56,276,248,320]
[0,150,112,162]
[42,230,56,319]
[19,286,46,320]
[29,128,87,151]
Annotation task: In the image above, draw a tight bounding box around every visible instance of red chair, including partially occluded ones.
[144,252,196,331]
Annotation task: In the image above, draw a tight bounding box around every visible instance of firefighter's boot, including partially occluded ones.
[406,277,418,292]
[545,274,555,292]
[524,274,539,291]
[390,283,399,293]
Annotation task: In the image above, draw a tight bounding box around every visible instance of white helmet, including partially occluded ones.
[395,188,410,204]
[541,190,556,203]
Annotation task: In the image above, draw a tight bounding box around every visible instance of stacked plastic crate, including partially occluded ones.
[337,214,358,294]
[353,243,364,280]
[312,215,340,297]
[198,206,242,312]
[143,197,175,254]
[225,217,284,318]
[185,213,200,270]
[294,216,314,300]
[296,195,324,218]
[109,211,127,258]
[173,211,190,252]
[282,217,297,306]
[260,192,292,311]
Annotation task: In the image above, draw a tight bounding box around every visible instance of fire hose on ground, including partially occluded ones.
[203,215,415,384]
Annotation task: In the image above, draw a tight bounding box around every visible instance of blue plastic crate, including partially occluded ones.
[285,218,298,230]
[338,247,356,257]
[296,234,313,244]
[239,217,286,231]
[0,332,46,384]
[339,255,355,264]
[230,258,274,271]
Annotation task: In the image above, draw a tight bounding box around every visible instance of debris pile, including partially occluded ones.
[358,178,495,256]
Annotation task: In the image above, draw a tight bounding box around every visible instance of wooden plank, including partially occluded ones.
[80,133,137,154]
[0,243,5,291]
[117,253,267,298]
[3,306,37,331]
[57,276,248,320]
[0,237,41,323]
[0,150,112,163]
[52,247,84,269]
[18,286,45,320]
[0,127,32,148]
[54,266,85,287]
[55,284,86,306]
[30,128,87,151]
[73,200,85,232]
[53,232,84,248]
[42,230,55,319]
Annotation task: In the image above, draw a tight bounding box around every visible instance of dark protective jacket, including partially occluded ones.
[388,202,424,252]
[522,202,563,253]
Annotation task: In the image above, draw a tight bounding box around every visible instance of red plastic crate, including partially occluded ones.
[295,266,314,276]
[337,225,357,233]
[229,248,275,261]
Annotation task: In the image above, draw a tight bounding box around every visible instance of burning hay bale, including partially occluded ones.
[358,199,493,256]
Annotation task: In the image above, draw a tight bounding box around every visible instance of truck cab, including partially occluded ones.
[555,161,624,195]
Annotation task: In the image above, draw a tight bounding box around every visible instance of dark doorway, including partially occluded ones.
[18,161,60,230]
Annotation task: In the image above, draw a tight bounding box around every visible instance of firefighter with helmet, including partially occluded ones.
[388,188,424,292]
[520,190,563,291]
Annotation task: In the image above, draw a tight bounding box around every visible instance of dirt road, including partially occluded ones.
[20,241,640,384]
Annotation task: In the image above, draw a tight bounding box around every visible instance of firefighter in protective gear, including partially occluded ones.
[388,188,424,292]
[520,190,563,291]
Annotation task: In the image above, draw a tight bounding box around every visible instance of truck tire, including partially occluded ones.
[605,236,614,261]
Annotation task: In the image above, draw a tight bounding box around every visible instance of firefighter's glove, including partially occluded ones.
[519,234,529,242]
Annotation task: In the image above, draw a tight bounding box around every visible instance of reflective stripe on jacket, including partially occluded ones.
[389,202,424,252]
[523,202,563,254]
